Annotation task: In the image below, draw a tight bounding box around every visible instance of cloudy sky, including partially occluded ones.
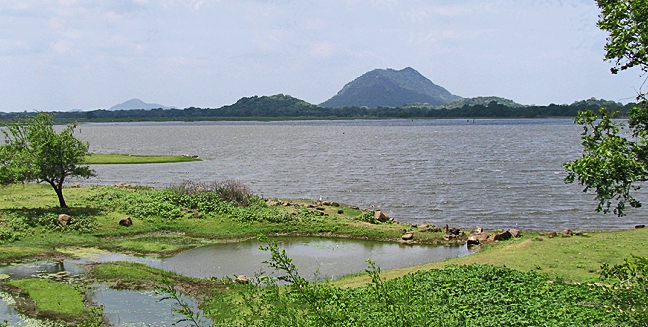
[0,0,644,112]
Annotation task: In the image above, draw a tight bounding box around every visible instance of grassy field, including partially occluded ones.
[1,183,647,326]
[332,228,648,287]
[85,153,202,164]
[0,184,451,264]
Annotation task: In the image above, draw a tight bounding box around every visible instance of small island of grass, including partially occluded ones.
[85,153,202,164]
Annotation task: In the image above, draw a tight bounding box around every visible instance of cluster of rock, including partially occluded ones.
[264,199,344,216]
[466,226,522,245]
[374,211,400,224]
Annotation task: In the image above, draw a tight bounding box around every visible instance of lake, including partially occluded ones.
[74,118,645,230]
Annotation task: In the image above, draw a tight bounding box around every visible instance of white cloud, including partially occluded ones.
[308,41,334,59]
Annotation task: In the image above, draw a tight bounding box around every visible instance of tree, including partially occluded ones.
[0,113,95,208]
[564,0,648,216]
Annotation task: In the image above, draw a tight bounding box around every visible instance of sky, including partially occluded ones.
[0,0,645,112]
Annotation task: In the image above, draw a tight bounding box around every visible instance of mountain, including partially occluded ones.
[320,67,461,108]
[109,98,174,110]
[434,96,526,110]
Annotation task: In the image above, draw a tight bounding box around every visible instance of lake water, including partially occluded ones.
[0,238,469,326]
[73,118,645,230]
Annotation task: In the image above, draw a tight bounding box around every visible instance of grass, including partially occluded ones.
[0,184,447,263]
[85,153,202,164]
[8,279,86,316]
[332,228,648,287]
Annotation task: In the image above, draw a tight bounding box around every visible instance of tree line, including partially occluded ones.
[0,95,635,123]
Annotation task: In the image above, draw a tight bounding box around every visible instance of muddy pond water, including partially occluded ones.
[0,237,472,326]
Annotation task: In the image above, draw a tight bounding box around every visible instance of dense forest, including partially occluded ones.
[0,94,635,122]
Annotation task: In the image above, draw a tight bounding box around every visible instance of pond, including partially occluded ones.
[0,237,471,326]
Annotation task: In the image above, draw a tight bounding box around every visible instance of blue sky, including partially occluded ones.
[0,0,644,112]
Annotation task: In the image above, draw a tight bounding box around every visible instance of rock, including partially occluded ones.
[399,228,408,234]
[70,183,80,188]
[475,226,484,234]
[636,224,646,229]
[467,236,480,245]
[375,211,390,223]
[509,229,521,238]
[322,201,331,206]
[548,231,557,238]
[401,233,414,241]
[411,224,418,228]
[535,236,544,241]
[443,234,457,241]
[337,209,344,214]
[331,202,340,207]
[316,207,325,211]
[290,211,297,215]
[443,224,449,234]
[419,223,430,229]
[235,275,250,284]
[494,230,512,241]
[283,202,291,207]
[58,214,74,226]
[419,227,429,233]
[562,229,573,237]
[119,217,133,227]
[192,212,201,219]
[267,201,279,206]
[447,227,462,236]
[350,206,360,210]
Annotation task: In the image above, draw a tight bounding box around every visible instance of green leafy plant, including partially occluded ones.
[600,255,648,325]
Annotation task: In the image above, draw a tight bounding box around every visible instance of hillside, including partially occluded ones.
[434,96,526,109]
[320,67,461,108]
[109,98,174,110]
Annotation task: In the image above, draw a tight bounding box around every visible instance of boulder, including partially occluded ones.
[475,226,484,234]
[535,236,544,241]
[443,224,449,234]
[331,202,340,207]
[337,209,344,214]
[494,230,512,241]
[419,223,430,229]
[375,211,390,223]
[467,236,480,245]
[401,233,414,241]
[119,217,133,227]
[58,214,74,226]
[509,229,521,238]
[548,231,557,238]
[419,226,429,233]
[562,229,573,237]
[636,224,646,229]
[322,201,331,206]
[316,207,325,211]
[235,275,250,284]
[192,212,201,219]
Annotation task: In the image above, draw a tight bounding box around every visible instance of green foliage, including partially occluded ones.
[600,255,648,324]
[564,108,648,216]
[564,1,648,217]
[356,210,377,224]
[596,0,648,74]
[0,112,94,208]
[205,236,637,327]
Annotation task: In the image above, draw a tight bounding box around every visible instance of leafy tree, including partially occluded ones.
[0,112,94,208]
[564,0,648,216]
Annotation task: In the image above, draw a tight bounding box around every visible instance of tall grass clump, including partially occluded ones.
[169,180,252,207]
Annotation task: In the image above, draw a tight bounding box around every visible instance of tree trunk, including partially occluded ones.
[54,185,67,208]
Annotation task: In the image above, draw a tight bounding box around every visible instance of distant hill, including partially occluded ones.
[320,67,461,108]
[433,96,526,110]
[109,98,174,110]
[217,94,319,116]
